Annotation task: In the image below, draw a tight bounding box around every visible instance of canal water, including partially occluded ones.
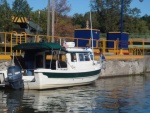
[0,74,150,113]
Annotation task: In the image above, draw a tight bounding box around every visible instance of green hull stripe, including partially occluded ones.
[42,70,101,78]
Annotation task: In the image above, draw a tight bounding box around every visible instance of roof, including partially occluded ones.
[13,42,66,51]
[75,28,100,31]
[66,47,89,53]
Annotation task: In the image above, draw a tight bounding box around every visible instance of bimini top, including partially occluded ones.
[13,42,66,51]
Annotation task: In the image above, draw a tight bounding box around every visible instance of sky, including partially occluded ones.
[8,0,150,17]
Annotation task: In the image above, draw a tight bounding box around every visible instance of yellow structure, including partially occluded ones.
[0,31,148,60]
[11,16,28,23]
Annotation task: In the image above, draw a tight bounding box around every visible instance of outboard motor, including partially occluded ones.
[7,65,23,90]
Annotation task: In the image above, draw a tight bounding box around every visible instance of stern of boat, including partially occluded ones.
[0,70,8,87]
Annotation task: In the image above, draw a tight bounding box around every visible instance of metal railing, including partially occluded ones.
[0,31,150,56]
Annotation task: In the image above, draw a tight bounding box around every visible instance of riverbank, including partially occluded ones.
[0,56,150,77]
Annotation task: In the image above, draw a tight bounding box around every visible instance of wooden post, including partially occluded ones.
[4,32,6,55]
[102,39,106,53]
[114,40,116,54]
[10,33,13,56]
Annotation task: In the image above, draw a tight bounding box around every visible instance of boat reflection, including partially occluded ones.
[1,75,149,113]
[0,83,97,113]
[0,90,24,113]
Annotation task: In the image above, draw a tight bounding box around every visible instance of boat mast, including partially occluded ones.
[47,0,50,37]
[90,11,93,52]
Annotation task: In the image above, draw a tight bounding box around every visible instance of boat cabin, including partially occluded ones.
[13,42,94,75]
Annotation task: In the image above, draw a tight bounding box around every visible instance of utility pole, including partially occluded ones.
[120,0,144,33]
[51,0,55,42]
[120,0,124,34]
[47,0,50,37]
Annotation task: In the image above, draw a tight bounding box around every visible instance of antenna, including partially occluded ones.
[90,11,94,60]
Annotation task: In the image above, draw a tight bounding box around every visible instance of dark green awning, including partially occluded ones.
[13,42,66,51]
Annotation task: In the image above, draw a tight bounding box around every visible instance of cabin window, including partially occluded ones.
[84,53,90,61]
[58,54,67,68]
[36,55,43,68]
[45,50,58,69]
[79,53,85,61]
[71,53,76,62]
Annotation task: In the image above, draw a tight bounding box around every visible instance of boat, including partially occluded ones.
[0,42,102,90]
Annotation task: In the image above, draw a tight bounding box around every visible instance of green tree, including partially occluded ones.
[0,0,12,31]
[90,0,143,33]
[141,15,150,32]
[72,13,85,28]
[12,0,32,17]
[30,9,47,34]
[84,12,100,29]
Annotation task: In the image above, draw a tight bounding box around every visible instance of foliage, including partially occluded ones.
[72,13,85,28]
[0,0,12,31]
[30,0,72,36]
[54,0,73,36]
[30,9,47,34]
[55,15,75,36]
[12,0,32,17]
[90,0,132,32]
[141,15,150,32]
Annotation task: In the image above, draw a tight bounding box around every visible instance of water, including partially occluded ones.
[1,74,150,113]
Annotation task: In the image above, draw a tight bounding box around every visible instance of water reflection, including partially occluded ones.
[0,74,150,113]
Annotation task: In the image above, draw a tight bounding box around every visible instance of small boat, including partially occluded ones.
[0,42,102,90]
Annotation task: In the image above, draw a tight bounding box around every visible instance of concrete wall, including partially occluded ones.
[0,60,11,71]
[100,56,150,77]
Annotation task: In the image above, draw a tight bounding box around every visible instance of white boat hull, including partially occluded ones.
[24,69,101,90]
[0,63,101,90]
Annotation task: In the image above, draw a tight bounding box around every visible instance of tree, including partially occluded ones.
[30,0,73,36]
[55,15,75,36]
[12,0,32,17]
[141,15,150,32]
[30,9,47,34]
[55,0,70,15]
[72,13,85,28]
[55,0,72,36]
[72,12,100,29]
[90,0,143,33]
[0,0,12,31]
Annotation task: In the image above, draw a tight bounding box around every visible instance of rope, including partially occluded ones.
[15,56,23,70]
